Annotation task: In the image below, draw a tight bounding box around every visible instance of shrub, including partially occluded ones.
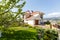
[1,28,37,40]
[36,29,58,40]
[9,22,20,27]
[44,21,50,25]
[22,23,33,28]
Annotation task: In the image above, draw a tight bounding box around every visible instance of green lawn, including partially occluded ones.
[7,27,37,32]
[0,27,37,40]
[0,26,58,40]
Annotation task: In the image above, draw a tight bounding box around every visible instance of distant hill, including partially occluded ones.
[44,17,60,21]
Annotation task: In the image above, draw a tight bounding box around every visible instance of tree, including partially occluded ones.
[0,0,26,27]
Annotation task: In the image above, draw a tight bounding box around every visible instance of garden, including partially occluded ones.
[0,26,58,40]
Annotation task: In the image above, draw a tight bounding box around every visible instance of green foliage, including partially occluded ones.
[0,0,26,27]
[2,30,37,40]
[9,21,19,27]
[37,29,58,40]
[0,27,58,40]
[22,23,33,28]
[1,27,37,40]
[44,21,50,25]
[44,30,58,40]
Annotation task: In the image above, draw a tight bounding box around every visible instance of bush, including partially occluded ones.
[9,22,19,27]
[1,30,37,40]
[44,30,58,40]
[22,23,33,28]
[0,27,37,40]
[36,29,58,40]
[44,21,50,25]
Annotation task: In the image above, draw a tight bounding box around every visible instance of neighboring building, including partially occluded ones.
[24,10,44,26]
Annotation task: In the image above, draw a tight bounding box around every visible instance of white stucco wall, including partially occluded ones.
[24,19,41,25]
[28,20,34,25]
[24,13,42,25]
[24,20,34,26]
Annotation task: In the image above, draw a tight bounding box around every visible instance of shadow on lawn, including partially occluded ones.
[0,30,37,40]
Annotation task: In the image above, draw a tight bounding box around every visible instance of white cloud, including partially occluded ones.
[44,12,60,18]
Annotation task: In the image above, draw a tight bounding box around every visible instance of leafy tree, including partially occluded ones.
[0,0,26,27]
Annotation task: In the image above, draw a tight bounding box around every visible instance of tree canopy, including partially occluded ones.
[0,0,26,27]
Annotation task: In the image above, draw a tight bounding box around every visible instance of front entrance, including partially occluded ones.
[35,20,39,25]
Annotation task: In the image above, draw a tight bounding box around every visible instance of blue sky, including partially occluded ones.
[22,0,60,18]
[0,0,60,18]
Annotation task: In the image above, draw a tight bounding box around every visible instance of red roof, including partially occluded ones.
[25,11,44,20]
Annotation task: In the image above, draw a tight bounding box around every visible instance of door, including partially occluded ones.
[35,20,39,25]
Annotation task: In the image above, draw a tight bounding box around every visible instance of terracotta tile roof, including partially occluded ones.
[25,11,44,20]
[26,16,33,20]
[31,11,44,15]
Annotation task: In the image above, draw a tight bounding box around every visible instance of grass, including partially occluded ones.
[0,26,58,40]
[7,27,37,32]
[0,27,37,40]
